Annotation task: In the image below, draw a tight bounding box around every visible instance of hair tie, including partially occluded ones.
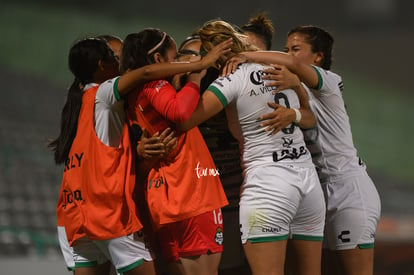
[147,32,167,55]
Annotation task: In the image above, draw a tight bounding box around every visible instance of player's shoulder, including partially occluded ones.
[313,65,342,82]
[240,62,269,70]
[312,65,343,92]
[229,62,269,80]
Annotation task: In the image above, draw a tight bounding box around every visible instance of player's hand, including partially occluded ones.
[258,102,296,135]
[136,128,166,159]
[221,53,248,76]
[158,127,178,156]
[262,65,301,93]
[201,38,233,69]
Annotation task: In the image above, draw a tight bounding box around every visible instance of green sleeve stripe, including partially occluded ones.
[312,65,323,90]
[208,85,228,107]
[291,234,324,242]
[113,76,121,101]
[248,234,289,243]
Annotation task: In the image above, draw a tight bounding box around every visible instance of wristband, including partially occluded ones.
[293,108,302,124]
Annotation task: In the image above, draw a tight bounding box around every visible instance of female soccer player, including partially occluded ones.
[225,25,381,275]
[50,35,231,275]
[173,17,274,273]
[178,20,326,275]
[173,32,250,275]
[121,28,231,275]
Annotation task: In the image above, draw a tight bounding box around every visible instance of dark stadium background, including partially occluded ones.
[0,0,413,274]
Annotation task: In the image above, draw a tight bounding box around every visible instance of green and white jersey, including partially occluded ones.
[303,66,366,183]
[208,63,313,172]
[92,76,126,147]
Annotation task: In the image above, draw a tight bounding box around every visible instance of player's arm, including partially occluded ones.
[259,82,316,135]
[223,51,319,89]
[291,83,316,128]
[257,66,315,134]
[143,80,201,123]
[116,39,232,95]
[176,90,224,131]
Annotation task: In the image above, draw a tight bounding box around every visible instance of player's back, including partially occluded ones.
[209,63,313,170]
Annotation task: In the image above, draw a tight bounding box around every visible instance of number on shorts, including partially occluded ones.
[213,209,223,225]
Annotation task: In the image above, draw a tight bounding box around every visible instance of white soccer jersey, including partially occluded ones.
[89,76,126,147]
[303,66,381,250]
[302,66,366,182]
[208,63,313,172]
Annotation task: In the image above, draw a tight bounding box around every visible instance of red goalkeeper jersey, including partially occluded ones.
[127,80,228,227]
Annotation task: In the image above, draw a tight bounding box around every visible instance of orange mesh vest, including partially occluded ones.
[56,86,142,245]
[127,88,228,227]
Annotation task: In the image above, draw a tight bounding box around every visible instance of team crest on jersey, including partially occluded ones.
[250,70,264,85]
[215,227,224,245]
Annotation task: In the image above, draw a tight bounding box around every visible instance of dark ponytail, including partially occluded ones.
[48,78,83,163]
[48,38,109,164]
